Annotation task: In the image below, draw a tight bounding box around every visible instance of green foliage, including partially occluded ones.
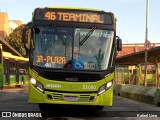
[5,24,26,56]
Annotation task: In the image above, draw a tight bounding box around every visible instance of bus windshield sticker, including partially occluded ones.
[36,55,66,64]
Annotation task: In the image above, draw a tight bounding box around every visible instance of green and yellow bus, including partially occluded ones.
[138,62,157,86]
[23,6,122,111]
[0,44,29,89]
[115,65,130,84]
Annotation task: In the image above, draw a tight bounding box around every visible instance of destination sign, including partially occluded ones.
[34,8,113,24]
[36,55,66,64]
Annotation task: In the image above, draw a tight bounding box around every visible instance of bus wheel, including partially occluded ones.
[38,104,47,111]
[95,106,104,110]
[38,104,49,117]
[38,104,58,117]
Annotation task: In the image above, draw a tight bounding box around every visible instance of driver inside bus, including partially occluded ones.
[46,41,54,55]
[46,36,64,56]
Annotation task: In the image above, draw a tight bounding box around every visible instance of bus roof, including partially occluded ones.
[47,6,105,12]
[3,51,29,61]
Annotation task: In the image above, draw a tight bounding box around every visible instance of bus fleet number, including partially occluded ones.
[83,85,96,90]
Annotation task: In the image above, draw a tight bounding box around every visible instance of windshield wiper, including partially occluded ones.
[52,23,66,45]
[79,26,96,46]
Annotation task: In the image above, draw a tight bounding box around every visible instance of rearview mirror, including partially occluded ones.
[116,37,122,51]
[34,27,40,34]
[22,22,33,56]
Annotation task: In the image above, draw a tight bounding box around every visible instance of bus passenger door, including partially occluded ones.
[4,60,10,86]
[16,61,19,84]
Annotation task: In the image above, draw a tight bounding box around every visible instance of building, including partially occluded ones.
[0,12,9,39]
[0,12,22,39]
[9,20,22,34]
[117,43,160,57]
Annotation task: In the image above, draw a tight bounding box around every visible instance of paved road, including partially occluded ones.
[0,86,159,120]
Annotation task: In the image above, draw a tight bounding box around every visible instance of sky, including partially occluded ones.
[0,0,160,43]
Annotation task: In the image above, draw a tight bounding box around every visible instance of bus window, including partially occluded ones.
[19,62,28,75]
[9,61,16,75]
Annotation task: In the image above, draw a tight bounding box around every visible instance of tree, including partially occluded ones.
[5,24,26,56]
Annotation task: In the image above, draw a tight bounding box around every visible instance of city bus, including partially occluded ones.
[23,6,122,111]
[0,44,29,89]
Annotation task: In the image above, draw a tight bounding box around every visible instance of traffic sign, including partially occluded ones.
[144,40,150,50]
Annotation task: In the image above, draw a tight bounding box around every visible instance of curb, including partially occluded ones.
[114,84,160,106]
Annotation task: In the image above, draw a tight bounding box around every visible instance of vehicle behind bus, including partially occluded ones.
[0,44,29,89]
[138,63,156,86]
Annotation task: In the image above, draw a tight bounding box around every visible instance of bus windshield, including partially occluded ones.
[31,26,114,70]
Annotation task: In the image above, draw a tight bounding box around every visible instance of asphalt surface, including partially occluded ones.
[0,86,159,120]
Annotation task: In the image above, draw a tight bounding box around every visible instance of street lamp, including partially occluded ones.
[144,0,150,87]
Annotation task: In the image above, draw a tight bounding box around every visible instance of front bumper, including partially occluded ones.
[28,83,113,106]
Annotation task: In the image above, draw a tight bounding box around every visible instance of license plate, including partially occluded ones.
[64,96,78,101]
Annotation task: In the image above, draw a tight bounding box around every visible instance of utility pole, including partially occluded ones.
[144,0,149,87]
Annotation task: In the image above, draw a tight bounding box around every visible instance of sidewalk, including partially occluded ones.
[0,85,28,93]
[114,84,160,106]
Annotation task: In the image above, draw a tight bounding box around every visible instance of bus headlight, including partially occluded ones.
[30,78,44,93]
[98,85,106,95]
[98,80,113,95]
[106,81,112,88]
[30,78,36,85]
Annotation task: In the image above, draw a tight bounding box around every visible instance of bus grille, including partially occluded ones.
[52,93,63,100]
[31,66,114,82]
[79,94,91,101]
[40,72,102,82]
[46,93,95,102]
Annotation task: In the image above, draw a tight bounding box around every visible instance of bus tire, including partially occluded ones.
[38,104,59,117]
[95,106,104,110]
[38,104,49,117]
[38,103,53,117]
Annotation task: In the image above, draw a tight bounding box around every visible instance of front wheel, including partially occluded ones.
[38,104,49,116]
[95,106,104,110]
[38,104,57,117]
